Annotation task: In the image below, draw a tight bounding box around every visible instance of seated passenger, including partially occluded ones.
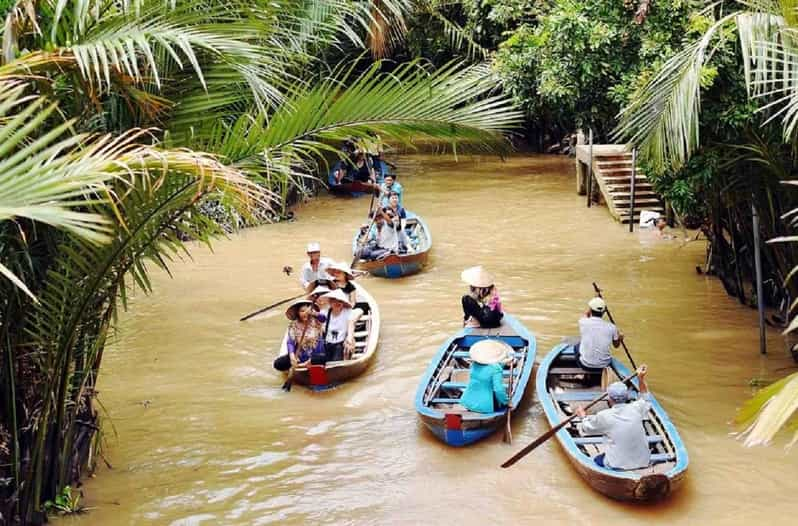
[379,173,403,207]
[384,191,407,220]
[273,300,327,388]
[326,261,358,307]
[319,289,364,361]
[460,339,511,413]
[351,153,376,183]
[328,160,348,187]
[307,285,332,304]
[575,365,651,470]
[460,266,503,329]
[357,212,398,261]
[573,297,624,373]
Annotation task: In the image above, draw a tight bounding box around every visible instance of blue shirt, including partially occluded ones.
[460,362,509,413]
[380,181,403,207]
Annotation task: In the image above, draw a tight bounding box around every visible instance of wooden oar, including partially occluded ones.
[504,357,515,444]
[592,282,637,369]
[240,293,304,322]
[350,189,382,269]
[501,371,639,469]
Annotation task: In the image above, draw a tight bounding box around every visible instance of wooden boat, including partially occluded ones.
[277,282,380,391]
[351,211,432,278]
[537,343,689,501]
[414,315,536,446]
[327,160,384,197]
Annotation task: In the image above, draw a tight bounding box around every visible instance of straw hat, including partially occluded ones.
[588,297,606,313]
[327,261,355,279]
[306,242,321,253]
[468,339,512,365]
[320,288,353,308]
[461,266,495,288]
[308,285,332,298]
[285,298,318,320]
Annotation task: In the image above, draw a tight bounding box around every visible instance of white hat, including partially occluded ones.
[306,242,321,253]
[588,297,606,313]
[308,285,332,298]
[327,261,355,279]
[285,298,318,320]
[468,339,511,365]
[320,288,353,308]
[461,266,495,288]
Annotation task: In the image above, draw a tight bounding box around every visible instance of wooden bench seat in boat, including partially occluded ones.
[573,435,664,445]
[452,351,524,359]
[553,391,638,402]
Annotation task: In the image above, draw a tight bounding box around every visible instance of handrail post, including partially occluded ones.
[586,128,593,208]
[629,148,637,232]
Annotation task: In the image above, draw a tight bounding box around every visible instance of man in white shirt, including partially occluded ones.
[300,242,334,292]
[574,297,624,371]
[576,365,652,470]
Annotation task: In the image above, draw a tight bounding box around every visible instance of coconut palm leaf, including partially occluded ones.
[737,371,798,447]
[614,13,736,171]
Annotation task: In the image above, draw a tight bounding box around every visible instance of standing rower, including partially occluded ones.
[301,242,334,293]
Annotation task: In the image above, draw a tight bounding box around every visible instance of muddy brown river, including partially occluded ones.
[71,154,798,525]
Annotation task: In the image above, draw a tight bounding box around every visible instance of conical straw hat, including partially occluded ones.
[461,266,495,288]
[469,339,511,365]
[320,288,353,308]
[327,261,355,279]
[285,299,318,320]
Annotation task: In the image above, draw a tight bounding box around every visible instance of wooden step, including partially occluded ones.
[602,175,649,181]
[596,154,633,161]
[606,184,654,191]
[614,199,664,207]
[608,191,659,197]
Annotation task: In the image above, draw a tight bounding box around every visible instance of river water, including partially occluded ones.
[73,154,798,525]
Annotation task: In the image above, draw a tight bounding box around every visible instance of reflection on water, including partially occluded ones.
[73,154,798,525]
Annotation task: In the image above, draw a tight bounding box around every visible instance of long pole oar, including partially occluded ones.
[504,357,515,444]
[592,282,637,370]
[240,293,304,322]
[350,179,382,269]
[501,371,639,469]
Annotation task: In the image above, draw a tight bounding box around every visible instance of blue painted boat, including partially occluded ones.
[352,211,432,278]
[415,315,536,446]
[537,343,688,501]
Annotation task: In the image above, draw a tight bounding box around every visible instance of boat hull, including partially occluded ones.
[536,343,689,501]
[414,315,536,446]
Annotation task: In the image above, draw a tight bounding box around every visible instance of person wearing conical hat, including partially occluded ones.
[273,299,327,387]
[459,339,512,413]
[460,266,503,329]
[326,261,358,307]
[300,242,335,293]
[318,289,364,362]
[574,297,624,375]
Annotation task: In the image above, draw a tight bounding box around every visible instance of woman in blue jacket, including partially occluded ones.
[460,339,512,413]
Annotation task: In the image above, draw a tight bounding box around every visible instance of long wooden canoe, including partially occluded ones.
[414,315,536,446]
[537,343,688,501]
[277,282,380,391]
[351,211,432,278]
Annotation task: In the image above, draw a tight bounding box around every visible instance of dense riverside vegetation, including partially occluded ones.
[0,1,521,523]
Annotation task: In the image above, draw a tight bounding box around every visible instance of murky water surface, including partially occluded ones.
[72,155,798,525]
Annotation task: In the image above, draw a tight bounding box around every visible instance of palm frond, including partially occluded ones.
[737,371,798,447]
[614,13,736,171]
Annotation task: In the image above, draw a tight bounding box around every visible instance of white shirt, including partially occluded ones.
[324,308,351,344]
[578,316,619,368]
[369,223,398,251]
[579,395,652,470]
[300,257,334,288]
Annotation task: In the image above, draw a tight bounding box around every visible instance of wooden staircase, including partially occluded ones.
[591,152,664,224]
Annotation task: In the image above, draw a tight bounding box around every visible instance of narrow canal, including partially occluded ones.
[75,154,798,525]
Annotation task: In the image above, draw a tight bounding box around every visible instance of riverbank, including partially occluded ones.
[75,154,797,525]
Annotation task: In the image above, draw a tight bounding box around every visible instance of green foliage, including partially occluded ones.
[494,0,693,137]
[44,486,86,516]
